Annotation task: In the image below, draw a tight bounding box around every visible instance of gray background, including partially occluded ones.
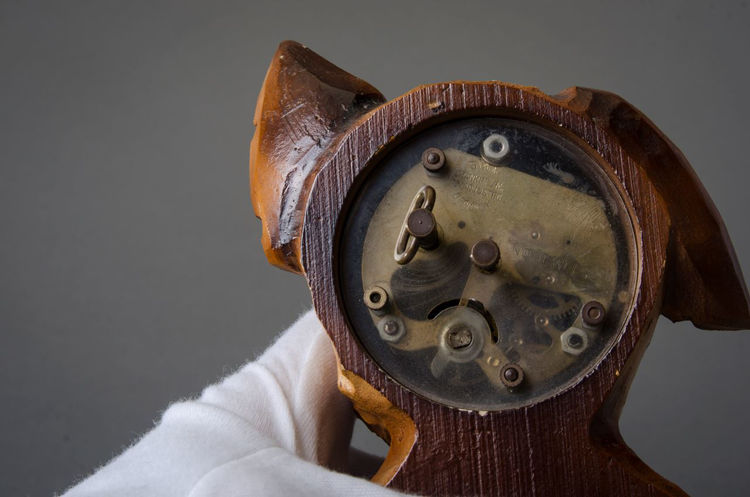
[1,1,749,496]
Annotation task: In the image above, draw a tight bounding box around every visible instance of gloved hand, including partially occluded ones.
[60,310,413,497]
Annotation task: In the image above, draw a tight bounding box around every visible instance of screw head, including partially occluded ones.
[500,363,524,388]
[447,327,473,349]
[378,316,405,343]
[504,367,518,382]
[421,147,445,172]
[471,239,501,271]
[383,320,400,336]
[582,301,606,327]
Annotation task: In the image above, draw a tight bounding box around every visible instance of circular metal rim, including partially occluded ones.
[335,115,639,411]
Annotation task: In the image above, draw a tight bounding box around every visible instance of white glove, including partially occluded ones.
[60,310,414,497]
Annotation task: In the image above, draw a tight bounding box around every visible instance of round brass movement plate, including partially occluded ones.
[339,117,637,411]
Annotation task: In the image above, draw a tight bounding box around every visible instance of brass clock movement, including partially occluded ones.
[250,41,750,496]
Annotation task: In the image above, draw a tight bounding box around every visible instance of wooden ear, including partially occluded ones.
[250,41,385,274]
[557,87,750,330]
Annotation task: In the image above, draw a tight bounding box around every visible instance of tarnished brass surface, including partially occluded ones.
[361,148,632,397]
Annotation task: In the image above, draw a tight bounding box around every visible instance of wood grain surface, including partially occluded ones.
[557,87,750,330]
[250,42,750,496]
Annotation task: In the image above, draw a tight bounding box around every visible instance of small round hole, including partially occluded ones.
[567,334,583,348]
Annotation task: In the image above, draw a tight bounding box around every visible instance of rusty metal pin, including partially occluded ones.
[471,239,501,272]
[378,316,405,342]
[406,208,439,249]
[582,301,606,327]
[421,147,446,172]
[500,363,524,389]
[394,185,435,264]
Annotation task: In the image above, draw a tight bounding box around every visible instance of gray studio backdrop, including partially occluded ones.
[2,1,749,496]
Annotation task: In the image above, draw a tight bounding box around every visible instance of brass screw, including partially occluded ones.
[421,147,445,172]
[500,363,524,389]
[383,319,400,336]
[582,301,606,327]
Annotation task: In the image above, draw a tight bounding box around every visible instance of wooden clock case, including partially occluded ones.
[250,41,750,496]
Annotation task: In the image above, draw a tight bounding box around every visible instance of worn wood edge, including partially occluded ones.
[590,292,689,497]
[336,366,417,485]
[249,40,385,274]
[555,87,750,330]
[582,170,686,495]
